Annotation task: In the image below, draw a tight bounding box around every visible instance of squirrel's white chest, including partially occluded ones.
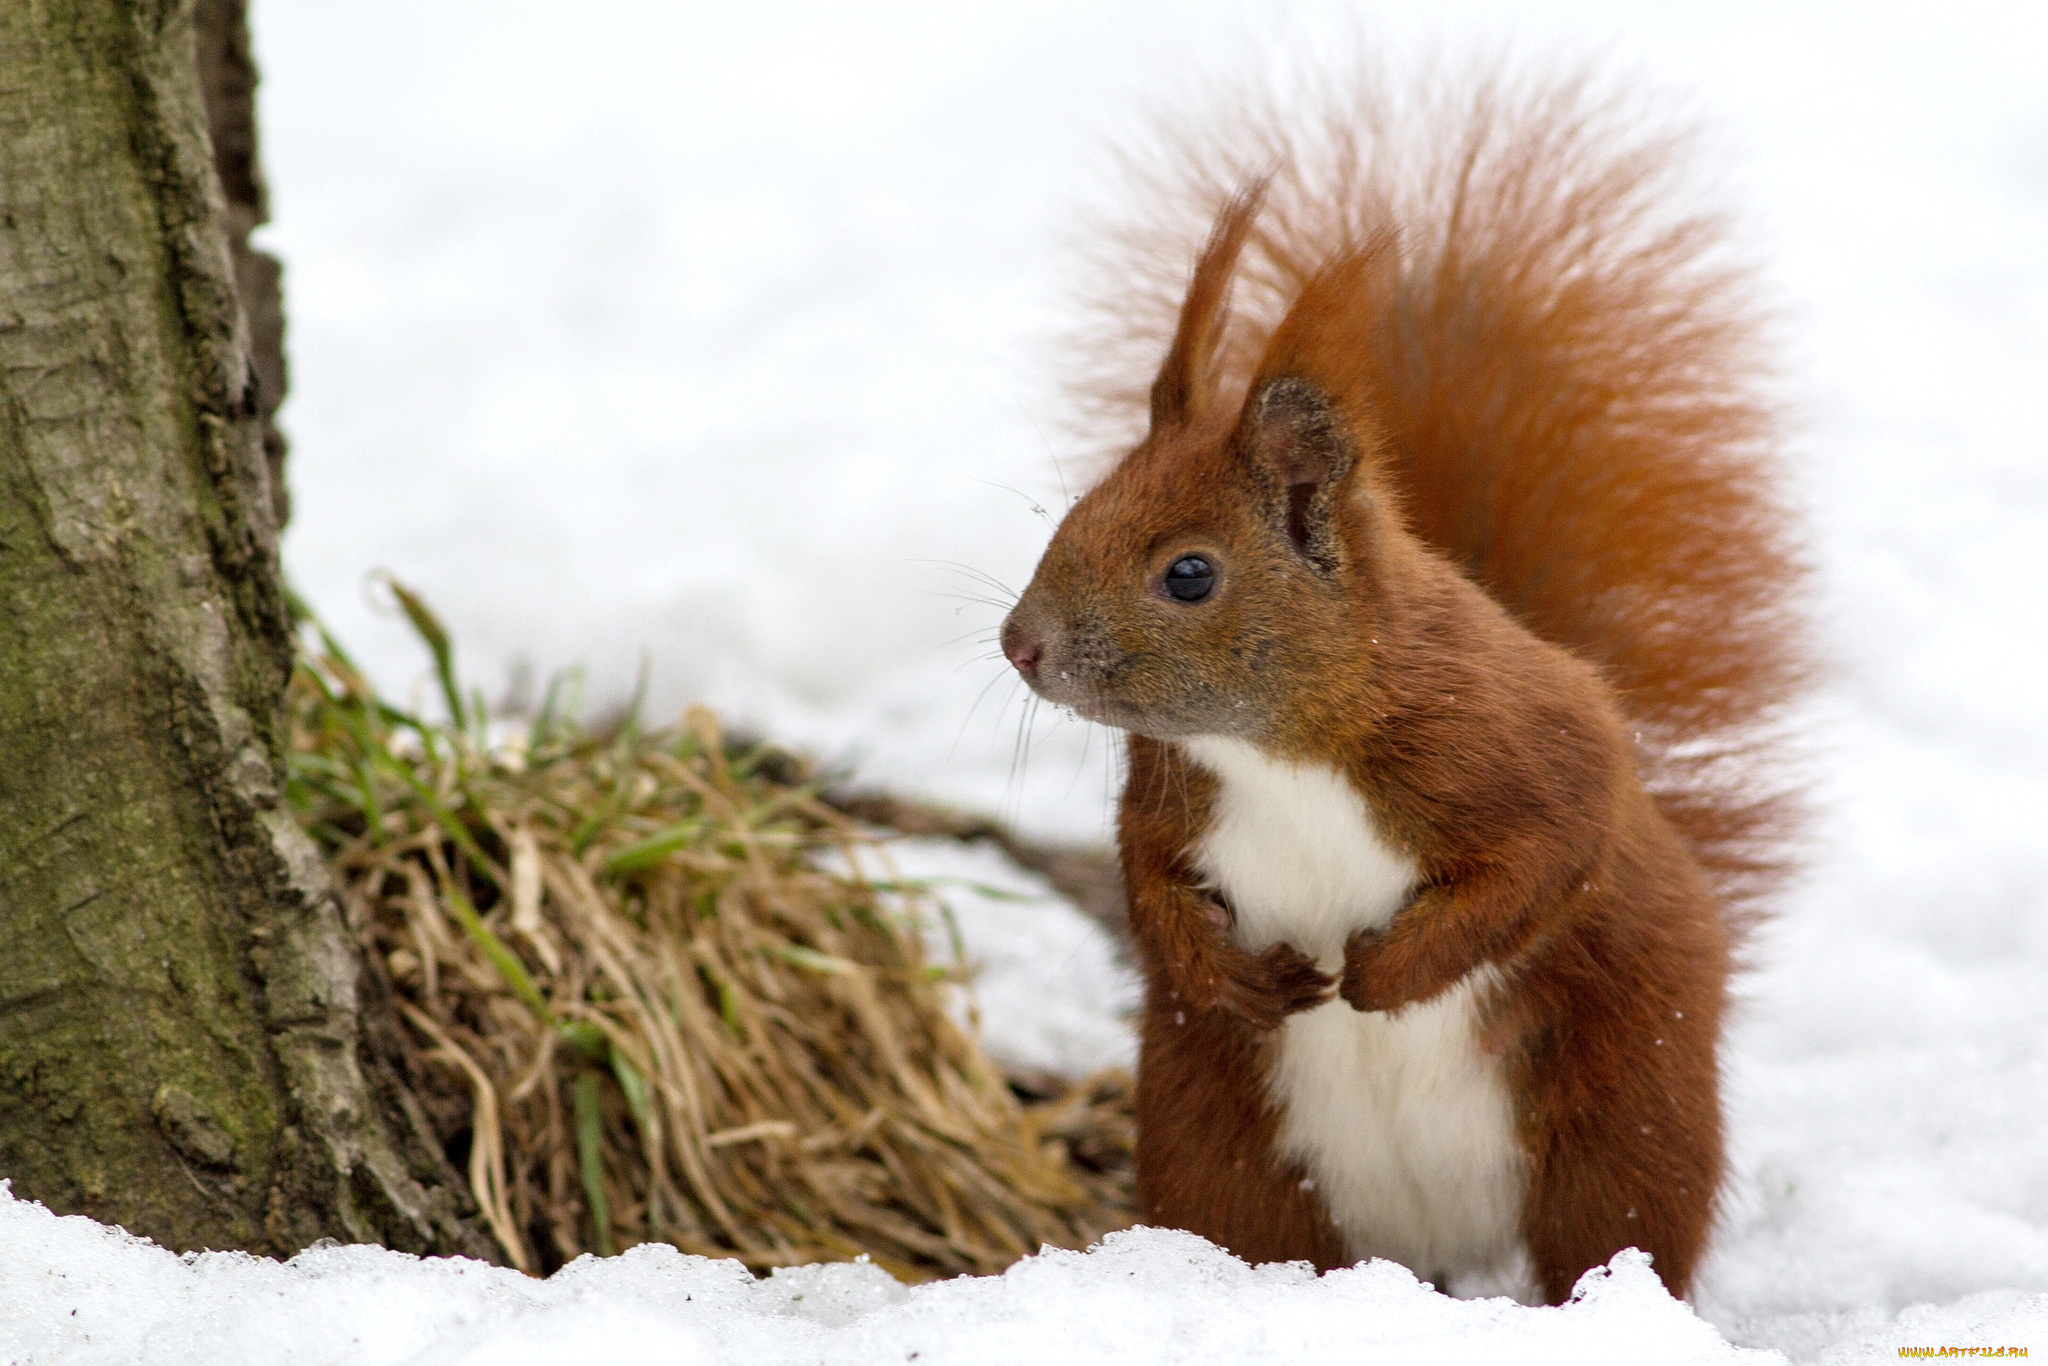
[1179,735,1529,1293]
[1181,735,1416,957]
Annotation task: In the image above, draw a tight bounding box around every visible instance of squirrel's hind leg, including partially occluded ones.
[1132,995,1347,1270]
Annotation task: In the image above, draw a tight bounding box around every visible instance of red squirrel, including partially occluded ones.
[998,68,1804,1303]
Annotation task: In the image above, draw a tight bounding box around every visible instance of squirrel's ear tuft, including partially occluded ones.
[1149,180,1267,434]
[1245,377,1354,560]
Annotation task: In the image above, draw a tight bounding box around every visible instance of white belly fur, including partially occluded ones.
[1181,735,1529,1293]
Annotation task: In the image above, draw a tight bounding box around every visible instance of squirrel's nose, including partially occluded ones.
[1000,617,1043,680]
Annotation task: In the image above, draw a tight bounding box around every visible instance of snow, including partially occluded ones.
[6,1192,2045,1365]
[1,1190,1793,1364]
[864,837,1139,1078]
[6,0,2046,1361]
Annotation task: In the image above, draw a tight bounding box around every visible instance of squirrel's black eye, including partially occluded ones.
[1163,555,1215,602]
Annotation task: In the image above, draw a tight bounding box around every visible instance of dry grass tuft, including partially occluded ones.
[287,591,1133,1278]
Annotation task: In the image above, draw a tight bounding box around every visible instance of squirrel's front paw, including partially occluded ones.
[1211,941,1333,1030]
[1341,910,1464,1013]
[1339,928,1412,1014]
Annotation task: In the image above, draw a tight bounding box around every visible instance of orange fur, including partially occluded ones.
[1003,61,1805,1303]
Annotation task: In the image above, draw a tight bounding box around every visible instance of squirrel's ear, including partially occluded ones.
[1149,180,1267,433]
[1244,377,1354,565]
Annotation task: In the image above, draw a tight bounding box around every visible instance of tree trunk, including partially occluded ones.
[0,0,493,1260]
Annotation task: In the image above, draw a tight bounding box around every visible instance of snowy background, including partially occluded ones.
[7,0,2047,1361]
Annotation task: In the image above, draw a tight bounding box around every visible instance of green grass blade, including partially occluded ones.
[611,1053,652,1133]
[556,1018,609,1062]
[573,1071,616,1256]
[602,820,706,876]
[386,577,467,733]
[379,753,501,890]
[776,944,855,976]
[442,881,547,1017]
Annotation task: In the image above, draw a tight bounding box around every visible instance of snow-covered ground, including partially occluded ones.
[7,1,2046,1361]
[0,1196,1807,1365]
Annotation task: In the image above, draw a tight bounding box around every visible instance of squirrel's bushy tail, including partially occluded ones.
[1065,59,1808,926]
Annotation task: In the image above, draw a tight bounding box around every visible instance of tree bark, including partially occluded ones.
[0,0,492,1260]
[193,0,288,530]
